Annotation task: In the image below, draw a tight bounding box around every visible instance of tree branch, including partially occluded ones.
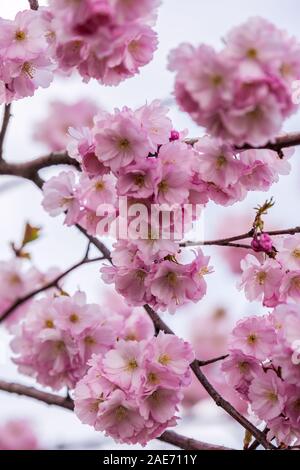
[0,379,232,451]
[181,226,300,249]
[0,104,12,160]
[0,254,104,323]
[186,131,300,152]
[28,0,39,10]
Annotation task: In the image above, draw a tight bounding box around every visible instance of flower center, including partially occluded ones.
[292,248,300,259]
[135,269,146,281]
[133,174,145,187]
[115,406,127,421]
[216,155,227,169]
[247,48,258,59]
[166,271,177,285]
[127,358,138,371]
[15,30,26,41]
[84,336,96,345]
[148,372,159,384]
[158,179,169,193]
[238,361,250,373]
[158,353,171,365]
[118,138,130,150]
[69,313,79,323]
[211,74,223,86]
[95,181,105,191]
[256,271,267,285]
[22,62,35,79]
[247,333,257,345]
[265,390,278,403]
[45,319,54,329]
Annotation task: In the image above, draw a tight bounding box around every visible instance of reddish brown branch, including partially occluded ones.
[186,131,300,152]
[182,226,300,249]
[0,379,232,450]
[0,104,12,160]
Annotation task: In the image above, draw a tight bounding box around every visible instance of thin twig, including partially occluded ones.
[0,255,104,323]
[0,104,12,160]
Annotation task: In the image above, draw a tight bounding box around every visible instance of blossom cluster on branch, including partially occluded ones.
[0,0,160,103]
[169,17,300,146]
[223,305,300,446]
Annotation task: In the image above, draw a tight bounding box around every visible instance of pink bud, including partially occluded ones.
[170,130,180,141]
[251,233,273,253]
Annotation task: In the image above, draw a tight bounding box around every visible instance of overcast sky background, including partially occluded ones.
[0,0,300,450]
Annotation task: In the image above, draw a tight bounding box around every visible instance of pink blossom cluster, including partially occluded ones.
[49,0,160,85]
[11,290,154,390]
[41,100,295,312]
[74,331,194,445]
[239,234,300,307]
[0,9,55,103]
[0,258,58,326]
[222,306,300,447]
[0,419,40,450]
[33,99,98,152]
[169,17,300,146]
[102,247,212,313]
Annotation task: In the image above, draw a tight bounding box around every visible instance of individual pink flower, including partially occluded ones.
[102,339,146,390]
[239,254,283,306]
[194,137,245,187]
[267,416,300,447]
[239,148,291,191]
[135,99,172,151]
[42,171,80,226]
[94,109,149,172]
[248,369,286,421]
[117,159,157,199]
[279,270,300,303]
[222,350,260,398]
[277,234,300,270]
[150,331,194,380]
[229,316,277,360]
[0,10,48,60]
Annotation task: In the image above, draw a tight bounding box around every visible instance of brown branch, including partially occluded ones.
[158,431,233,451]
[0,380,232,451]
[28,0,39,10]
[0,104,12,160]
[0,153,80,181]
[182,226,300,249]
[186,131,300,152]
[197,354,229,367]
[0,254,104,323]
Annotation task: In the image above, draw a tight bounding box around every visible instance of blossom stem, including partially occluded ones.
[0,379,233,450]
[0,104,12,161]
